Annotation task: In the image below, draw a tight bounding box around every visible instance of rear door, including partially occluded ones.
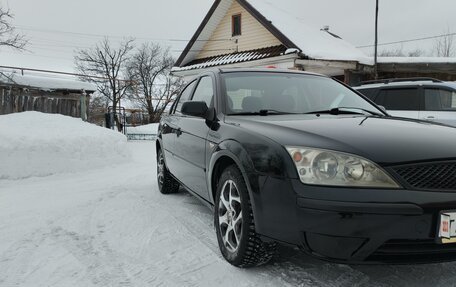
[375,88,421,119]
[172,75,215,200]
[420,87,456,127]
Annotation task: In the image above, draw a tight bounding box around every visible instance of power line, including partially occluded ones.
[0,65,131,82]
[0,50,75,61]
[357,32,456,48]
[17,25,231,42]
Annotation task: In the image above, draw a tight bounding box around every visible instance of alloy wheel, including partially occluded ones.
[218,179,243,253]
[157,151,165,187]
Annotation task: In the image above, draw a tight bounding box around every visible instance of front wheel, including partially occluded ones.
[214,165,276,267]
[157,149,179,194]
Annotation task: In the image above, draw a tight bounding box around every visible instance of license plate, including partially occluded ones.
[438,212,456,244]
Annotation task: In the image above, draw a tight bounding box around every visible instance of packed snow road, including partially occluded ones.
[1,141,456,287]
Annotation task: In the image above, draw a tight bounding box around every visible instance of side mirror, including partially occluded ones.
[181,101,209,118]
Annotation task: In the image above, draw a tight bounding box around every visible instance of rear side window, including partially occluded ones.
[174,80,196,114]
[357,88,378,101]
[425,88,456,111]
[379,88,420,110]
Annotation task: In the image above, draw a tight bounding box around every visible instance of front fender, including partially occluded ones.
[208,139,257,204]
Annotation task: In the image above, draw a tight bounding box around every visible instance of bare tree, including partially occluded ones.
[0,7,27,50]
[75,38,134,131]
[434,28,454,57]
[379,47,405,57]
[407,49,425,57]
[378,47,425,58]
[127,43,183,123]
[87,94,109,126]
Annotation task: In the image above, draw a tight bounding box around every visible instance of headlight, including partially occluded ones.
[286,147,400,188]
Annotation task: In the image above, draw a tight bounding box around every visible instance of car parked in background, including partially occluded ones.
[354,78,456,127]
[156,69,456,267]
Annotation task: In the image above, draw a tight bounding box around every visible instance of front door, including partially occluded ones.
[172,76,215,200]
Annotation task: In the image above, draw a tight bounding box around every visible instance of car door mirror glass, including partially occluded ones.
[181,101,209,118]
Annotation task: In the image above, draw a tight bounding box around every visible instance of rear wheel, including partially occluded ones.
[214,165,276,267]
[157,149,179,194]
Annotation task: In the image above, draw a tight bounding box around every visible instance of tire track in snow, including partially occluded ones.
[50,226,132,286]
[0,229,47,286]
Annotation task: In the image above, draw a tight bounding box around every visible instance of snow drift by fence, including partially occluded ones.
[0,112,130,180]
[126,123,159,140]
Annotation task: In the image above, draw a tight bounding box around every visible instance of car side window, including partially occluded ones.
[191,76,214,107]
[357,88,378,101]
[381,88,420,110]
[174,80,197,115]
[425,88,456,111]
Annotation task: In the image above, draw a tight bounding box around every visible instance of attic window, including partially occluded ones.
[232,14,242,36]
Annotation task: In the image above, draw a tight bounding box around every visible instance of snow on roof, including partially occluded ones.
[173,45,288,71]
[0,73,97,92]
[378,57,456,64]
[245,0,371,65]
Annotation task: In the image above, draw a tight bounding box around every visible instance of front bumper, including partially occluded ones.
[251,175,456,264]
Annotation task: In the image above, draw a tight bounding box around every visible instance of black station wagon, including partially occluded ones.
[156,68,456,267]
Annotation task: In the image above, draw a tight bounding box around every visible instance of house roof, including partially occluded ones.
[0,73,97,93]
[173,45,288,71]
[245,0,371,64]
[175,0,371,69]
[377,56,456,64]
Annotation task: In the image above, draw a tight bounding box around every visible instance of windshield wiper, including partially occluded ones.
[229,109,297,116]
[305,107,383,116]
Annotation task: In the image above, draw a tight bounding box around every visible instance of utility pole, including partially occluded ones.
[374,0,379,79]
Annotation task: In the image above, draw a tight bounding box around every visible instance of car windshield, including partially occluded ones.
[223,72,383,116]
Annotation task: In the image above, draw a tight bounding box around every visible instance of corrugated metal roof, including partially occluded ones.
[173,45,289,71]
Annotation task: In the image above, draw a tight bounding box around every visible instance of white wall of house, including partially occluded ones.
[197,0,281,59]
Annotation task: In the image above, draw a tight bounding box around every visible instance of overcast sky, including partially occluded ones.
[0,0,455,73]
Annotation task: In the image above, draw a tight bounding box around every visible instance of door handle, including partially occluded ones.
[426,116,435,119]
[175,128,182,137]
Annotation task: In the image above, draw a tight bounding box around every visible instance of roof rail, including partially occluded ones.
[360,77,443,85]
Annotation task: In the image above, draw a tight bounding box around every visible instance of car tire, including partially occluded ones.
[214,165,277,268]
[157,148,179,194]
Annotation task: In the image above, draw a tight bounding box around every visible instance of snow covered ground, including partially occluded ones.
[1,115,456,286]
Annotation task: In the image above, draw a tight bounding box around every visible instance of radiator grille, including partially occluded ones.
[393,162,456,191]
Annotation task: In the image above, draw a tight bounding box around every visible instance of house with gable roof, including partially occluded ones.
[172,0,373,84]
[172,0,456,84]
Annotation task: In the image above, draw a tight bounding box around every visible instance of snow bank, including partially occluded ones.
[378,56,456,63]
[0,112,130,180]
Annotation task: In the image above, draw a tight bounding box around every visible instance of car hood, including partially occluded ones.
[226,115,456,165]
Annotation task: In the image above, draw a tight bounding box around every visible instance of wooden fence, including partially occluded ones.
[0,87,88,119]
